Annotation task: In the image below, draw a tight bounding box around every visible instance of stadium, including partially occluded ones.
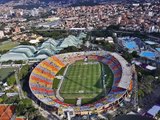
[29,51,133,117]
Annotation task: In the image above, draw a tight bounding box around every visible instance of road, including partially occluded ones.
[32,101,61,120]
[15,67,25,99]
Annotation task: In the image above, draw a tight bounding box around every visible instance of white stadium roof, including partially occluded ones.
[111,53,132,89]
[147,105,160,117]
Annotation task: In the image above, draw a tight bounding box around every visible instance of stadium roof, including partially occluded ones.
[0,45,37,61]
[41,43,57,51]
[145,41,158,45]
[41,38,61,51]
[59,35,82,48]
[146,65,157,70]
[36,48,54,57]
[0,52,28,61]
[34,54,49,59]
[78,32,87,40]
[11,47,34,57]
[111,53,132,89]
[147,105,160,117]
[15,45,37,53]
[42,38,58,47]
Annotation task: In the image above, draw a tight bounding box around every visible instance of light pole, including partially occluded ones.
[103,74,107,95]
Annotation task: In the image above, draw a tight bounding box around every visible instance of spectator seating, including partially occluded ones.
[29,51,133,114]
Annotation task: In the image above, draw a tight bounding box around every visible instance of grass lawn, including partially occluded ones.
[102,63,114,89]
[0,41,19,51]
[0,68,15,83]
[52,67,66,89]
[60,60,107,104]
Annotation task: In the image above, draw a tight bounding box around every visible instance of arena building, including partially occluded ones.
[29,51,134,118]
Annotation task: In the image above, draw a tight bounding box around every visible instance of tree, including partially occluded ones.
[21,98,32,107]
[107,24,120,30]
[131,51,138,58]
[14,60,24,64]
[60,46,80,53]
[34,115,46,120]
[5,95,19,104]
[18,64,30,80]
[16,103,27,116]
[138,89,145,99]
[34,30,68,39]
[1,94,8,103]
[16,98,38,119]
[138,75,155,100]
[122,51,133,62]
[0,98,3,103]
[103,42,115,52]
[7,74,16,86]
[20,41,33,45]
[27,107,39,120]
[144,75,154,84]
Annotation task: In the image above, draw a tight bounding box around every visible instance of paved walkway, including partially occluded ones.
[15,67,25,99]
[56,65,69,101]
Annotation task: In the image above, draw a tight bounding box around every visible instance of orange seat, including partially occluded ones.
[41,61,59,74]
[33,67,55,80]
[30,76,52,88]
[50,56,65,68]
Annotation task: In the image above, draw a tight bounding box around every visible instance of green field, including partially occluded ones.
[52,67,66,89]
[0,68,15,83]
[0,41,19,51]
[60,60,113,105]
[102,63,114,90]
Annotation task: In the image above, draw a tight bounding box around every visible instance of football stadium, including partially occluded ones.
[29,51,133,116]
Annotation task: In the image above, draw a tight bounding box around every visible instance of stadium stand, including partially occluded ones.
[29,51,133,115]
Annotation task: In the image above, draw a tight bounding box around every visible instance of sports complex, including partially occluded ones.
[29,51,133,116]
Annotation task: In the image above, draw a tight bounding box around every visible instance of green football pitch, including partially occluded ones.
[60,60,113,104]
